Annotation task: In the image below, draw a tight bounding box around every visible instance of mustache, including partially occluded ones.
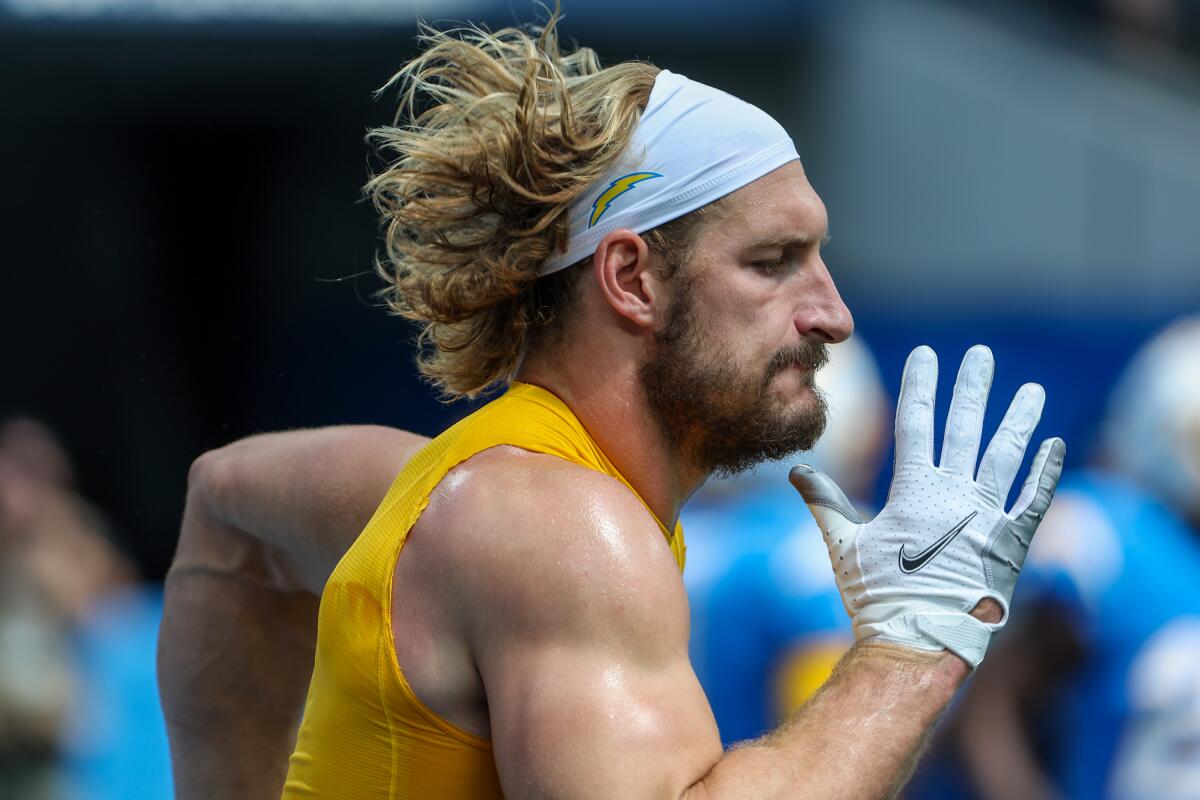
[765,341,829,382]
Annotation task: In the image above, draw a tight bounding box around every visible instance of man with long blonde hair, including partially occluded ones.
[159,17,1064,799]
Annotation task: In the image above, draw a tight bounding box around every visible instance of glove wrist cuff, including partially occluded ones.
[860,611,992,668]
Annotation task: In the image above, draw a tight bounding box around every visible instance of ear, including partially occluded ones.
[591,228,664,330]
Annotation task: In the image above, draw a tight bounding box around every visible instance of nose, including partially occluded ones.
[794,257,854,344]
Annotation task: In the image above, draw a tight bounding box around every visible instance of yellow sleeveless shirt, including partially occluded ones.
[282,381,686,798]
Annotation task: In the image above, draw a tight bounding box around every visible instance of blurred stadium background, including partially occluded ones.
[2,0,1199,797]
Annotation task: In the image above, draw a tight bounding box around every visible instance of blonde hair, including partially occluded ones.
[366,16,666,399]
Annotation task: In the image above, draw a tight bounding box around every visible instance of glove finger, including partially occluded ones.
[977,383,1045,506]
[789,464,863,544]
[940,345,994,477]
[985,438,1065,601]
[1009,436,1066,539]
[894,346,938,471]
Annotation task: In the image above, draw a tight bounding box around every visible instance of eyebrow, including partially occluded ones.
[745,231,832,251]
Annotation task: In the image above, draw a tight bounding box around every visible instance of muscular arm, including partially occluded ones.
[158,425,427,799]
[451,456,988,800]
[696,644,967,800]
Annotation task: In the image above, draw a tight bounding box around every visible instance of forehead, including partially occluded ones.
[707,160,826,242]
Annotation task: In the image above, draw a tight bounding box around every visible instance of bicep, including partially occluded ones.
[472,504,722,799]
[485,627,722,800]
[446,458,726,799]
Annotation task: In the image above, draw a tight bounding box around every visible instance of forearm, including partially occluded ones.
[158,473,320,799]
[690,643,967,800]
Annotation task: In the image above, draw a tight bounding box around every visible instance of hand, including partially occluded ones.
[790,345,1065,668]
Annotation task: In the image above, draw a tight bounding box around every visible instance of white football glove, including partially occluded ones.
[789,345,1065,668]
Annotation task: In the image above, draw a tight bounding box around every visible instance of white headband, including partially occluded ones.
[539,69,801,276]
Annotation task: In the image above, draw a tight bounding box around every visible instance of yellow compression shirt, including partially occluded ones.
[283,381,686,799]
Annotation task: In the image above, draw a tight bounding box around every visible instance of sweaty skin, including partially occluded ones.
[160,162,1000,799]
[163,425,1001,799]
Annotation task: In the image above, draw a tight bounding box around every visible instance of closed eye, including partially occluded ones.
[751,259,785,274]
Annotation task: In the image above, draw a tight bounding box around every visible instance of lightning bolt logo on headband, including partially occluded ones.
[588,171,663,228]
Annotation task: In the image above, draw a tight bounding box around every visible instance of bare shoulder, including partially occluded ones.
[422,446,689,652]
[412,449,720,799]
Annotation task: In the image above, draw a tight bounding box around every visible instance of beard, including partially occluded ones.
[639,277,830,477]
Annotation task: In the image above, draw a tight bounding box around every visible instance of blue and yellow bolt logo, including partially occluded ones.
[588,171,663,228]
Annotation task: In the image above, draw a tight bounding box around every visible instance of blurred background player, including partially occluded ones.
[683,334,890,745]
[0,419,76,798]
[0,418,171,800]
[910,317,1200,800]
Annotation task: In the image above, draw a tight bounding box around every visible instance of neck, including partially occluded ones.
[516,345,706,529]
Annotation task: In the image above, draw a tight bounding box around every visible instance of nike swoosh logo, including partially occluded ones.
[898,511,978,574]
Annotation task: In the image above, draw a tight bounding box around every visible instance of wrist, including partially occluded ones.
[856,606,996,668]
[852,641,971,690]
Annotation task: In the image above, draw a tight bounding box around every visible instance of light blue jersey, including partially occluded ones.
[1015,472,1200,800]
[59,586,173,800]
[683,483,851,746]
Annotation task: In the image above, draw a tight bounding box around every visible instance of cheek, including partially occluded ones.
[744,300,800,359]
[699,277,779,330]
[690,273,795,364]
